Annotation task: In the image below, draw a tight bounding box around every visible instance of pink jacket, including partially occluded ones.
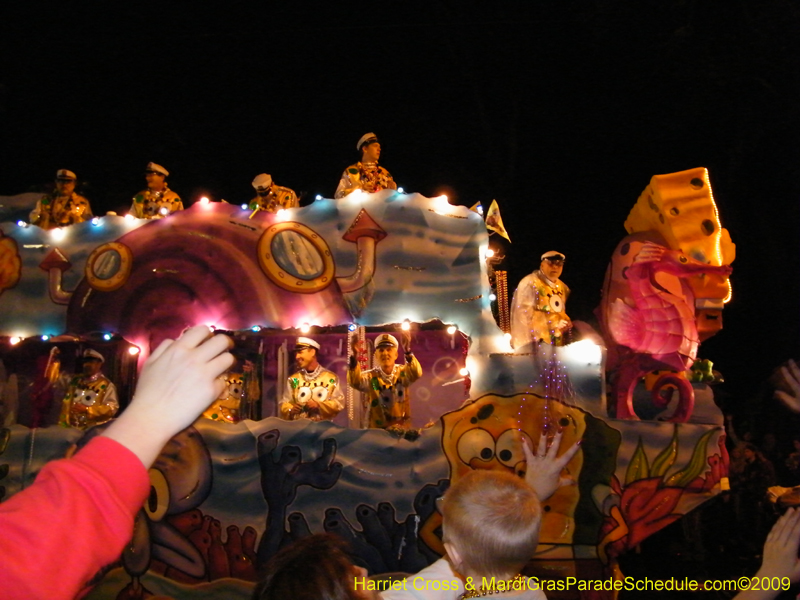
[0,436,150,599]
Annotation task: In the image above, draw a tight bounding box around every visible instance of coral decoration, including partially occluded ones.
[0,232,21,294]
[598,426,724,562]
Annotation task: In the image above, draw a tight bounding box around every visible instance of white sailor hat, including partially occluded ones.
[357,132,379,151]
[55,169,77,180]
[541,250,566,262]
[83,348,105,362]
[295,337,320,350]
[374,333,399,348]
[145,162,169,177]
[252,173,273,191]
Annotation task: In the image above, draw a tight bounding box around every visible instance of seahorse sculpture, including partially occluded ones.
[603,240,732,421]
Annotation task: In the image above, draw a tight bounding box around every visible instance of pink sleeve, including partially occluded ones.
[0,435,150,599]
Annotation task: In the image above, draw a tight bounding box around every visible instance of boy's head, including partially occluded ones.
[441,470,541,578]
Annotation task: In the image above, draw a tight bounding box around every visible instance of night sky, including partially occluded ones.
[2,2,798,407]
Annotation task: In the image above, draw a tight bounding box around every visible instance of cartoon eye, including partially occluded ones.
[312,387,329,402]
[549,295,564,313]
[456,428,495,465]
[145,468,170,522]
[297,387,311,405]
[495,429,534,468]
[679,255,688,263]
[77,389,97,406]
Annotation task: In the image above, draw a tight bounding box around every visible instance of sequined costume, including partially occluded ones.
[280,365,344,421]
[130,187,183,219]
[249,185,299,213]
[58,372,119,430]
[348,354,422,429]
[510,270,571,348]
[203,373,244,423]
[30,192,93,229]
[334,162,396,199]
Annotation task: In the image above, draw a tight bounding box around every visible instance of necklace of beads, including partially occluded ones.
[301,364,323,382]
[375,364,400,385]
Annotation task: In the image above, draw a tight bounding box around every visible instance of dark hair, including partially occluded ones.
[252,534,362,600]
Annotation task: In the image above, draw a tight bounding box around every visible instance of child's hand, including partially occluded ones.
[758,507,800,581]
[523,430,581,501]
[103,326,234,466]
[775,359,800,413]
[737,508,800,599]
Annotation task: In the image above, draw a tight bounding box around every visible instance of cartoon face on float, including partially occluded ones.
[441,393,586,545]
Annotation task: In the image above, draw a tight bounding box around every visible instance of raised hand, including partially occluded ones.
[523,430,581,501]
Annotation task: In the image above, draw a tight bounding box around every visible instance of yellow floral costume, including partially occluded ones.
[280,366,344,422]
[249,185,298,213]
[348,355,422,429]
[130,187,183,219]
[30,193,93,229]
[58,373,118,430]
[510,270,571,347]
[334,162,396,199]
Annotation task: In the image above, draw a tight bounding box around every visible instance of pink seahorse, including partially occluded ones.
[607,242,732,421]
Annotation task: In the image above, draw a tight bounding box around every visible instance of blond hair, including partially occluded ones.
[442,470,541,576]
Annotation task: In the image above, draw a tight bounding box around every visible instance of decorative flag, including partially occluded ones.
[485,200,511,242]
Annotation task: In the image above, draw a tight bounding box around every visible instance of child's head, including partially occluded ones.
[441,470,541,578]
[253,534,373,600]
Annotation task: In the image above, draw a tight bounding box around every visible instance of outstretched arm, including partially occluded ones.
[523,430,581,501]
[0,326,233,599]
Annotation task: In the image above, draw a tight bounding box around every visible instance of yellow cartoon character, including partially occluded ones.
[425,393,586,555]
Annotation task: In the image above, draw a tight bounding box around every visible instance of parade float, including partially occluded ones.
[0,167,734,599]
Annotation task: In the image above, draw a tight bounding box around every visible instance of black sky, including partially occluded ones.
[1,1,798,402]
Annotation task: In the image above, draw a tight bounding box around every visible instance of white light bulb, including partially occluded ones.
[446,325,457,335]
[401,319,411,331]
